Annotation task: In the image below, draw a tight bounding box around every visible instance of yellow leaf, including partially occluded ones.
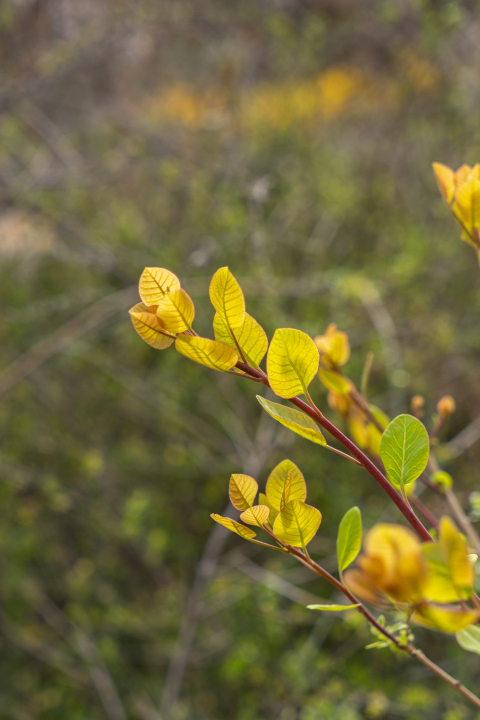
[213,312,268,368]
[414,604,478,633]
[139,267,181,306]
[240,505,270,527]
[280,473,292,510]
[453,177,480,236]
[319,368,352,395]
[422,543,466,603]
[257,396,327,446]
[439,516,475,588]
[229,474,258,511]
[314,323,350,368]
[267,328,319,398]
[432,162,455,204]
[129,303,175,350]
[210,514,257,540]
[259,492,278,524]
[273,500,322,548]
[266,459,306,511]
[156,289,195,333]
[209,267,246,330]
[175,335,238,372]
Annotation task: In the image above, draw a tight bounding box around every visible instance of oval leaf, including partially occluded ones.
[210,514,257,540]
[273,500,322,548]
[240,505,270,527]
[380,414,429,488]
[267,328,319,399]
[229,474,258,511]
[307,603,360,612]
[209,267,245,330]
[213,312,268,368]
[456,625,480,655]
[319,368,352,396]
[415,605,478,633]
[176,335,238,372]
[139,267,181,306]
[337,506,362,572]
[129,303,175,350]
[266,459,306,512]
[157,289,195,333]
[257,396,326,446]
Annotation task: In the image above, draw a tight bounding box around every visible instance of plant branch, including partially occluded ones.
[284,545,480,709]
[235,361,432,542]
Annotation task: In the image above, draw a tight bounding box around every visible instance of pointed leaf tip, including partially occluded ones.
[210,514,257,540]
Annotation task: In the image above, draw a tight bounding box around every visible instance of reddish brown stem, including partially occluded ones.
[235,361,432,543]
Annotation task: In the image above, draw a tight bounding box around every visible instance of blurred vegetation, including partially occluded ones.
[1,0,480,718]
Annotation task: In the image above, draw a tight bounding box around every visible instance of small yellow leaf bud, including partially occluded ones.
[437,395,456,418]
[410,395,425,417]
[314,323,350,368]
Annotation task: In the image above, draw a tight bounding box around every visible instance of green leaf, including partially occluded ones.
[273,500,321,548]
[379,414,429,488]
[456,625,480,655]
[337,506,362,572]
[307,603,360,611]
[213,312,268,368]
[267,328,319,399]
[175,335,238,372]
[209,267,245,330]
[229,474,258,511]
[265,459,306,512]
[256,396,326,446]
[210,514,257,540]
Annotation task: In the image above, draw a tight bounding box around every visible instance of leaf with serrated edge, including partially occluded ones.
[156,289,195,333]
[266,459,306,512]
[257,396,326,446]
[307,604,360,611]
[229,474,258,511]
[176,335,238,372]
[129,303,175,349]
[337,506,362,572]
[456,625,480,655]
[273,500,321,548]
[213,312,268,368]
[240,505,270,527]
[267,328,319,399]
[210,514,257,539]
[259,493,278,524]
[319,368,352,396]
[380,414,429,488]
[139,267,181,306]
[209,267,245,330]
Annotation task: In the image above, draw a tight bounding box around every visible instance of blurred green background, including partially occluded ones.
[1,1,480,718]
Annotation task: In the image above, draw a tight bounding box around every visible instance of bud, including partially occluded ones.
[437,395,456,418]
[410,395,425,417]
[314,323,350,368]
